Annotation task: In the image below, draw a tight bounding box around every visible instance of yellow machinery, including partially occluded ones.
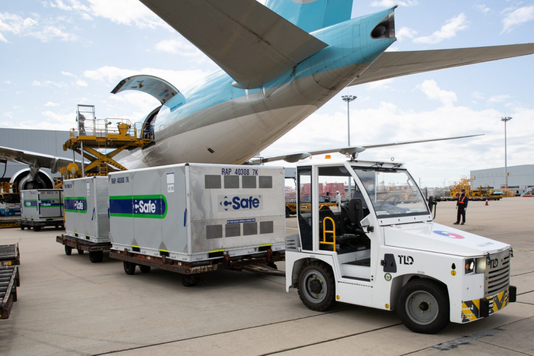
[61,105,151,180]
[449,177,494,197]
[1,182,17,194]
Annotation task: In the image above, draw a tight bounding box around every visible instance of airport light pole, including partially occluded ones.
[342,95,357,198]
[501,116,512,187]
[341,95,357,146]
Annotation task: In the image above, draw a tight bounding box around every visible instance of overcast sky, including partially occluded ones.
[1,0,533,187]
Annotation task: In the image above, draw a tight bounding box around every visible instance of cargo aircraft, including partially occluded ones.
[1,0,534,190]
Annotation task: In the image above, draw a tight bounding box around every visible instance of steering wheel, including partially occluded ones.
[378,193,401,208]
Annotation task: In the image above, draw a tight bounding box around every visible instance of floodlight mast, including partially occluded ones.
[342,95,357,198]
[342,95,357,146]
[501,116,512,187]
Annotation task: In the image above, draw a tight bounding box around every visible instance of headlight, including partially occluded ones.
[465,257,486,275]
[476,257,486,273]
[465,258,476,274]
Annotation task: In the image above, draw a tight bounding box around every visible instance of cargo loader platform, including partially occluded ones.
[56,234,111,263]
[62,105,151,178]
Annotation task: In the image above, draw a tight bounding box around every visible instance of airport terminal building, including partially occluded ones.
[471,164,534,191]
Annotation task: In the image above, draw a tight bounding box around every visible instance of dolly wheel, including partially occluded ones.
[90,251,104,263]
[267,262,278,269]
[33,226,41,232]
[65,246,72,256]
[20,226,24,230]
[182,275,197,287]
[123,261,136,275]
[140,265,151,273]
[77,249,84,255]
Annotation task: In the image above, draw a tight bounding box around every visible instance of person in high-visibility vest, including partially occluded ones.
[454,188,469,225]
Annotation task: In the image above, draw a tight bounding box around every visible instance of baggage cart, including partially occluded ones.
[20,189,64,231]
[0,244,20,319]
[57,177,111,262]
[108,163,286,285]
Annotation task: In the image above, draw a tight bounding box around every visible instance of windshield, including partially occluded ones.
[353,167,429,218]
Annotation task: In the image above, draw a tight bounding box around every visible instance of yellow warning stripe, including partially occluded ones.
[462,299,480,321]
[491,290,508,312]
[209,249,224,254]
[259,244,272,248]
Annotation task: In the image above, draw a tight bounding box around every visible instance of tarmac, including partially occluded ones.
[0,197,532,356]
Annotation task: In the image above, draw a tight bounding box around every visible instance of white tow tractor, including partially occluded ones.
[285,159,515,334]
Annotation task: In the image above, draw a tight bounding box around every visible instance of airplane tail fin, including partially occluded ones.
[264,0,353,33]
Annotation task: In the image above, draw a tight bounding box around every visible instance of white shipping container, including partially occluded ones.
[63,177,110,243]
[108,163,285,262]
[20,189,63,221]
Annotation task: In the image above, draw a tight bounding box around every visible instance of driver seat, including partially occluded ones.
[336,198,370,251]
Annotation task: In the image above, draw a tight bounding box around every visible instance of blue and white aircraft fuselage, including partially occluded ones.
[119,8,396,169]
[2,0,534,189]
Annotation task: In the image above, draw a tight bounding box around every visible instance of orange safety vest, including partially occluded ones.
[458,195,467,205]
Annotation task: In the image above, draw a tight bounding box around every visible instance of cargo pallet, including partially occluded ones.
[20,218,64,231]
[110,249,284,287]
[0,244,20,320]
[56,234,111,263]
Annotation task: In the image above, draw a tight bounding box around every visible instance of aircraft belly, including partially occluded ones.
[121,105,315,169]
[119,64,368,170]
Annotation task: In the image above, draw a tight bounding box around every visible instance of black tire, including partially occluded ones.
[33,226,41,232]
[89,251,104,263]
[139,265,151,273]
[20,226,24,230]
[182,275,197,287]
[267,262,278,270]
[123,261,136,275]
[77,249,84,255]
[65,246,72,256]
[297,261,336,311]
[397,279,450,334]
[285,207,290,218]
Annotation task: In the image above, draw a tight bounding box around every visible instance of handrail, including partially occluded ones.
[320,216,336,252]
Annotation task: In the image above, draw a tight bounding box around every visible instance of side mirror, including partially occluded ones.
[427,195,438,218]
